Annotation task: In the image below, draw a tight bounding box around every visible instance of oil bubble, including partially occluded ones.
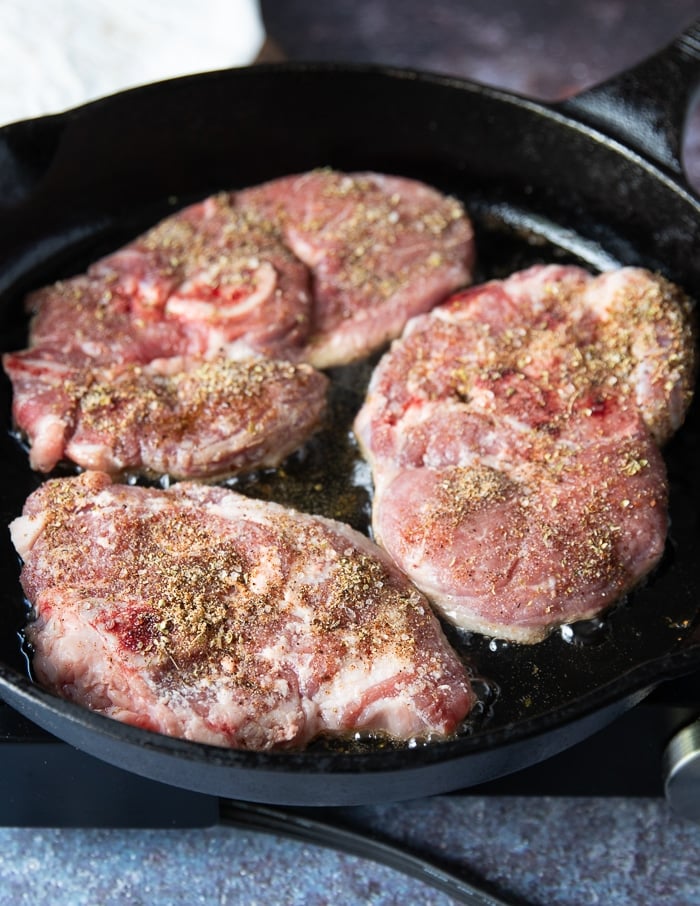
[560,616,607,646]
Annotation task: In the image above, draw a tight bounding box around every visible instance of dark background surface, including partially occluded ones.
[261,0,700,187]
[261,0,698,95]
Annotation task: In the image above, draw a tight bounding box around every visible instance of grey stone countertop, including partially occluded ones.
[3,3,700,905]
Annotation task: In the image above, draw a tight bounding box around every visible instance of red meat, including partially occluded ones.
[355,265,695,642]
[11,472,475,750]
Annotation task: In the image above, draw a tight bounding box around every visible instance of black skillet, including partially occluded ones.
[0,24,699,807]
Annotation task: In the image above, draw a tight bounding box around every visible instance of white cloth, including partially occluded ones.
[0,0,265,124]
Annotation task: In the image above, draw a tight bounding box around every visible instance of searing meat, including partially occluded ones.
[3,170,473,477]
[11,471,474,750]
[355,265,695,642]
[239,169,475,367]
[29,170,473,369]
[425,264,694,445]
[366,396,669,642]
[4,199,320,478]
[25,275,191,367]
[4,352,327,478]
[89,192,314,360]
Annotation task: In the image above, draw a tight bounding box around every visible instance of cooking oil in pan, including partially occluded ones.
[2,198,697,749]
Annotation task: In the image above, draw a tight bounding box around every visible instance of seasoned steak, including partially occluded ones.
[4,218,322,479]
[355,265,695,642]
[89,192,314,361]
[25,275,192,367]
[4,170,472,477]
[33,170,473,370]
[4,352,328,478]
[239,169,475,367]
[11,472,475,750]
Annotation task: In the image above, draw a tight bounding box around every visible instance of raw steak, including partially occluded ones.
[25,275,191,367]
[89,192,314,361]
[3,352,328,479]
[32,170,473,369]
[4,195,320,478]
[355,265,695,642]
[239,169,475,366]
[11,472,475,750]
[4,170,473,477]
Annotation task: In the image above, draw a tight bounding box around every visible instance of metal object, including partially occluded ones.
[664,721,700,821]
[220,800,518,906]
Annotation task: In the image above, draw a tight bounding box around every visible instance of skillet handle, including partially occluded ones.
[558,20,700,184]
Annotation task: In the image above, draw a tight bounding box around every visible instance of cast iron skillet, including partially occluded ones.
[0,25,699,807]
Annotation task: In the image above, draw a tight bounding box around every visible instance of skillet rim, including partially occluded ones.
[1,58,699,197]
[1,638,699,779]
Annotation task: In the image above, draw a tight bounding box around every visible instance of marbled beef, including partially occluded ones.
[239,169,475,366]
[3,170,473,478]
[4,352,327,479]
[355,265,695,642]
[11,472,475,750]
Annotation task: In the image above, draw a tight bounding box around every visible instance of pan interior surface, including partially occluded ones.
[0,66,698,801]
